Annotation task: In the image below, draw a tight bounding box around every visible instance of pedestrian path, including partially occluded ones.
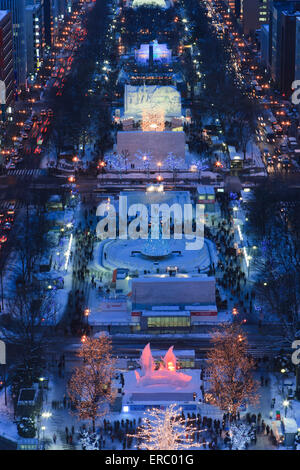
[5,169,43,178]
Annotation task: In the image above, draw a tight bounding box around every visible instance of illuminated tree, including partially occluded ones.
[130,404,204,450]
[134,150,153,171]
[68,335,116,431]
[190,159,209,181]
[165,153,186,171]
[104,153,126,175]
[206,323,258,417]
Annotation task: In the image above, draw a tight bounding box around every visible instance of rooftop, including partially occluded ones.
[0,10,9,22]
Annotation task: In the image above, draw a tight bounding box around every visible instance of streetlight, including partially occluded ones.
[281,369,286,394]
[283,400,289,417]
[41,425,46,443]
[247,255,252,277]
[84,308,90,327]
[39,377,45,402]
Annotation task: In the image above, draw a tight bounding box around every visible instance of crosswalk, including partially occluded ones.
[0,200,24,211]
[5,169,43,178]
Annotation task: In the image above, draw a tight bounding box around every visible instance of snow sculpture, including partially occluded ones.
[134,343,192,388]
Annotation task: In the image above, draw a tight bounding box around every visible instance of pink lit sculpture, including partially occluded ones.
[134,343,192,388]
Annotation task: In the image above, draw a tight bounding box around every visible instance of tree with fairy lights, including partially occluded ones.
[130,404,205,450]
[165,153,186,171]
[165,153,186,183]
[104,153,126,176]
[68,335,116,432]
[190,159,209,182]
[206,323,258,418]
[134,150,153,172]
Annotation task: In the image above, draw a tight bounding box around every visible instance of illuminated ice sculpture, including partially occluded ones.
[135,42,172,65]
[134,343,192,388]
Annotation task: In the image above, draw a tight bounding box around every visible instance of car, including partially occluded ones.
[37,135,43,145]
[0,234,7,243]
[3,222,11,230]
[13,156,23,164]
[6,161,15,169]
[21,133,28,140]
[40,109,47,116]
[6,210,14,221]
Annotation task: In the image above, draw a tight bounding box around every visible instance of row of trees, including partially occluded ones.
[0,192,65,401]
[49,0,113,160]
[184,0,257,159]
[246,178,300,343]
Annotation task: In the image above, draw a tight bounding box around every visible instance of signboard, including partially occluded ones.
[0,81,6,105]
[0,340,6,365]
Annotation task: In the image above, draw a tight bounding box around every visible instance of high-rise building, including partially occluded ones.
[270,1,300,95]
[0,0,26,86]
[240,0,261,35]
[226,0,270,34]
[0,10,14,105]
[42,0,52,47]
[260,24,270,66]
[277,10,300,96]
[259,0,270,24]
[270,1,300,81]
[25,2,43,77]
[295,16,300,81]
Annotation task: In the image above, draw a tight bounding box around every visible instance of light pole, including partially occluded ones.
[247,255,252,278]
[281,369,286,395]
[0,340,6,405]
[84,307,90,328]
[283,400,289,417]
[39,377,45,403]
[143,155,149,179]
[41,426,46,446]
[99,161,106,182]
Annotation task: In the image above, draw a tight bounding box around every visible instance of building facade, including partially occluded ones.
[260,24,269,66]
[270,1,300,85]
[0,10,14,106]
[25,3,43,77]
[0,0,26,86]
